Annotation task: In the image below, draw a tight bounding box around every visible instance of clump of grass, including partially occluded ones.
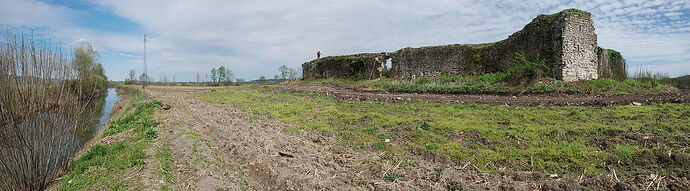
[156,145,175,184]
[145,128,158,138]
[102,100,161,137]
[384,173,404,181]
[506,53,548,85]
[372,142,390,150]
[420,122,431,131]
[434,167,443,174]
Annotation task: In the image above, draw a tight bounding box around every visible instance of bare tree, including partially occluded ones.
[0,33,96,190]
[288,68,298,80]
[129,70,137,82]
[279,65,289,79]
[225,68,234,82]
[211,68,217,82]
[196,72,200,84]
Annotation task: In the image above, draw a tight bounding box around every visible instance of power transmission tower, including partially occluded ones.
[143,34,147,89]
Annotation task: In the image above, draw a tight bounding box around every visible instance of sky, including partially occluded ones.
[1,0,689,81]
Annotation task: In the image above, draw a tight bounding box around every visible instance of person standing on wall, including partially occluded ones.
[317,51,321,59]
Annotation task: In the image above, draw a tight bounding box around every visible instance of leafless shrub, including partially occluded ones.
[0,33,92,190]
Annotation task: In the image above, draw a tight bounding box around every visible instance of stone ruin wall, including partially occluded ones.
[597,48,627,80]
[302,9,626,81]
[302,53,387,79]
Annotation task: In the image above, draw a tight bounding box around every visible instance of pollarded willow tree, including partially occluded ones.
[0,33,102,190]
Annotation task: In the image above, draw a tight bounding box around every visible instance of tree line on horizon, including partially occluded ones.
[124,64,302,85]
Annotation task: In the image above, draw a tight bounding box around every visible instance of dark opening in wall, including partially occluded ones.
[385,58,393,70]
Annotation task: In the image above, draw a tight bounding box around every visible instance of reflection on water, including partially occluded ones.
[74,88,120,149]
[0,88,120,189]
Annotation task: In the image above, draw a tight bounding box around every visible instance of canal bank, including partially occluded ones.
[68,88,124,161]
[48,86,163,190]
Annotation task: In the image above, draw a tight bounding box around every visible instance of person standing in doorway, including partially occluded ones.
[317,51,321,59]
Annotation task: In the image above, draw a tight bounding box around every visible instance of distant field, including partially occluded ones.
[201,86,690,178]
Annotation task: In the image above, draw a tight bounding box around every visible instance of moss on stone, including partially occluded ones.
[597,47,627,80]
[607,49,626,80]
[561,8,591,19]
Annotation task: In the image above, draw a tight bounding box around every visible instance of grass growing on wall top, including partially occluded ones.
[201,86,690,176]
[533,8,591,24]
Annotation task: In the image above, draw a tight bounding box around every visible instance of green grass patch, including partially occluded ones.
[201,86,690,176]
[156,145,175,184]
[58,87,162,190]
[299,74,677,95]
[384,172,404,182]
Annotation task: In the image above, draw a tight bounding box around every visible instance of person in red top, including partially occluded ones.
[317,51,321,59]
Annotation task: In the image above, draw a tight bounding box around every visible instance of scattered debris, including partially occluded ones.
[278,152,295,158]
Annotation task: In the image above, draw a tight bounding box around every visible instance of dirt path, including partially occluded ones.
[136,86,374,190]
[270,84,690,106]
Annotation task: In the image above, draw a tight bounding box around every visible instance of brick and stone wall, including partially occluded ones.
[302,9,626,82]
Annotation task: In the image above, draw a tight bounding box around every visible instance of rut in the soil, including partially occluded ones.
[270,84,690,106]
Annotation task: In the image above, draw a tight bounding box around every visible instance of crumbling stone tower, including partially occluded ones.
[557,9,599,81]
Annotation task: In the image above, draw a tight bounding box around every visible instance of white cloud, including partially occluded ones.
[0,0,73,27]
[2,0,689,80]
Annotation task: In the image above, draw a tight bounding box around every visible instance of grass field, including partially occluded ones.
[298,75,679,95]
[58,88,162,190]
[202,86,690,177]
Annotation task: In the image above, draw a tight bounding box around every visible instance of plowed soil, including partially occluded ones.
[270,84,689,106]
[132,85,689,190]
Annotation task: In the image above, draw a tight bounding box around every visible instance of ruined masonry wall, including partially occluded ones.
[597,48,627,80]
[302,9,626,81]
[302,53,387,79]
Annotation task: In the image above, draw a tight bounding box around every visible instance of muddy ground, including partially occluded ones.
[269,84,689,106]
[131,85,688,190]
